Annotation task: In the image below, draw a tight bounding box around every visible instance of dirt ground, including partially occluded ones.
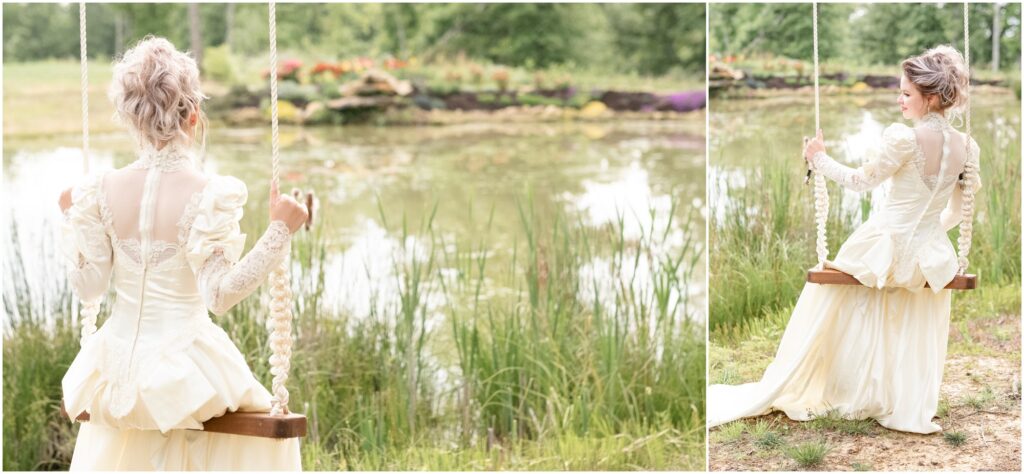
[709,314,1021,471]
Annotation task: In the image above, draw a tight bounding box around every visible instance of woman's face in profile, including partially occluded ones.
[897,75,933,120]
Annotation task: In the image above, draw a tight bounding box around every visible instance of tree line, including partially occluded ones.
[2,3,705,76]
[710,3,1021,72]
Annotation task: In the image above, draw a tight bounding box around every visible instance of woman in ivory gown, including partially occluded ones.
[708,45,981,434]
[57,37,309,470]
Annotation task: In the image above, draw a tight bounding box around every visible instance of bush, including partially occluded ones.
[202,45,237,85]
[276,81,321,107]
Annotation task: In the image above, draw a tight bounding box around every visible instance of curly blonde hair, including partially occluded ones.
[108,36,207,149]
[901,45,970,120]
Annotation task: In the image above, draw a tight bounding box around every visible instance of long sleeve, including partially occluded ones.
[185,176,292,316]
[196,222,291,316]
[940,138,983,231]
[810,123,917,193]
[61,174,113,302]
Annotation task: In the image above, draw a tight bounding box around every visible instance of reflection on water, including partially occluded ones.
[4,120,706,328]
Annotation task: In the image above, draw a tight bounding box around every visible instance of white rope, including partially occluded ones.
[269,2,280,190]
[810,2,829,267]
[78,2,100,345]
[80,2,89,175]
[957,2,977,274]
[812,3,820,133]
[267,0,294,416]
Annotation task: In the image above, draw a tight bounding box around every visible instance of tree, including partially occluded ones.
[605,4,705,75]
[411,4,594,68]
[853,4,961,66]
[709,4,850,61]
[853,3,1021,71]
[993,2,1002,72]
[709,3,1021,71]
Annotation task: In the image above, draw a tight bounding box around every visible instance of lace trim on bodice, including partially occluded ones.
[96,179,207,272]
[909,148,939,191]
[916,112,951,133]
[127,142,195,172]
[909,112,957,191]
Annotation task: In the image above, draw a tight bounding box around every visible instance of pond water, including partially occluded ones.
[3,119,707,330]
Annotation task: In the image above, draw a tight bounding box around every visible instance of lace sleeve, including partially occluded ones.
[810,123,917,193]
[61,174,113,302]
[967,138,982,193]
[185,175,294,316]
[196,220,292,316]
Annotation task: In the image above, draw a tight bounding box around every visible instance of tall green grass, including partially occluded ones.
[710,109,1021,341]
[709,157,860,337]
[2,226,79,470]
[445,196,705,451]
[3,195,705,470]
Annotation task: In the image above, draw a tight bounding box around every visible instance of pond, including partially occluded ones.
[3,119,707,335]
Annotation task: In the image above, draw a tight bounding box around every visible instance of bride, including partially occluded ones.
[708,45,981,434]
[58,37,309,469]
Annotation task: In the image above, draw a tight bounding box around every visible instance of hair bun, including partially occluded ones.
[901,44,970,119]
[108,36,207,147]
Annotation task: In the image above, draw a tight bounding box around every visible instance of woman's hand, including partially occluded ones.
[58,187,73,213]
[803,128,826,163]
[269,181,309,234]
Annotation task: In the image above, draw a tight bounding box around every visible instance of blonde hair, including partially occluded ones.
[108,36,208,150]
[901,45,970,120]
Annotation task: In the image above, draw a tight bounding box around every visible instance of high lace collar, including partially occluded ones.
[130,141,194,172]
[915,112,951,132]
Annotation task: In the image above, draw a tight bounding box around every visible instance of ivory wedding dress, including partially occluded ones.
[60,143,301,470]
[708,112,981,434]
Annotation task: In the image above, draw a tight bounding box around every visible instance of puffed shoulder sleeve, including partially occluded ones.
[185,175,249,274]
[810,122,916,192]
[61,174,113,301]
[185,175,292,316]
[878,122,917,162]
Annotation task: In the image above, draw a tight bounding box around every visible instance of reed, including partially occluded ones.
[3,193,706,470]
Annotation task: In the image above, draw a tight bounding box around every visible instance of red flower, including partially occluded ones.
[260,59,302,81]
[384,58,408,70]
[311,62,334,76]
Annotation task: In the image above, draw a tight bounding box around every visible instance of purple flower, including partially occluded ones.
[659,91,706,112]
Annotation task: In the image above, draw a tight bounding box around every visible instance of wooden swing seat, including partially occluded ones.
[61,402,307,439]
[807,268,977,290]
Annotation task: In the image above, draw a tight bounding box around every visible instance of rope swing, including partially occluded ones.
[810,2,829,269]
[957,2,979,276]
[78,2,102,343]
[804,2,978,290]
[266,0,296,419]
